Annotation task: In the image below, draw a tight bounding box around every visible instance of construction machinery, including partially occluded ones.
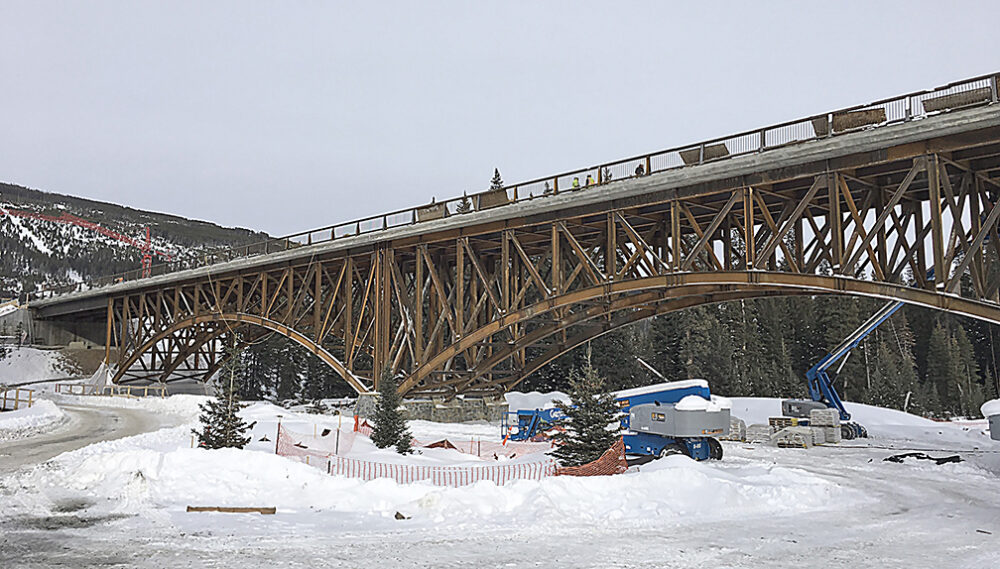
[782,300,908,439]
[503,379,731,461]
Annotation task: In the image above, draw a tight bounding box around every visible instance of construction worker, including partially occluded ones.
[585,174,595,186]
[572,176,580,189]
[635,163,645,177]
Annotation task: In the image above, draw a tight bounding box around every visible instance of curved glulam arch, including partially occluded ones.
[112,312,368,394]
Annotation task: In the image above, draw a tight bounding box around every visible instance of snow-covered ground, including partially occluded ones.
[0,400,65,441]
[1,393,998,568]
[0,347,75,384]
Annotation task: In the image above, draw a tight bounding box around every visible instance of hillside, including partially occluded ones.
[0,182,269,298]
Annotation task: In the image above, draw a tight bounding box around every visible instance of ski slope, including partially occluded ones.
[0,394,997,568]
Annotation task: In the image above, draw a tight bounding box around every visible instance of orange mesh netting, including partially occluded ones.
[554,438,629,477]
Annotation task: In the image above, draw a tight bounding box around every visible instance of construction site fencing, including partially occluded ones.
[29,72,1000,302]
[554,438,629,477]
[276,424,558,487]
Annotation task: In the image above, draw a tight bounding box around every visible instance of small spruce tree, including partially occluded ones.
[489,168,504,191]
[371,369,413,454]
[549,348,619,466]
[456,193,473,214]
[193,342,252,449]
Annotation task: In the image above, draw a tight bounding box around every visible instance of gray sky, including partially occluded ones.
[1,1,998,236]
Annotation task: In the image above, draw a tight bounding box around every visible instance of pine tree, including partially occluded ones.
[371,369,412,454]
[549,349,619,466]
[925,321,956,416]
[456,193,473,214]
[193,342,251,449]
[489,168,504,191]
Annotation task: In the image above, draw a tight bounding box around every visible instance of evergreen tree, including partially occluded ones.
[925,321,956,416]
[489,168,504,191]
[371,369,412,454]
[193,342,251,449]
[549,350,619,466]
[456,193,473,214]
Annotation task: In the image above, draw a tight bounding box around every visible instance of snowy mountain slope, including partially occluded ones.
[0,181,269,298]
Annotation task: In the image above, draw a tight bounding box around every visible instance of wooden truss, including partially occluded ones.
[109,143,1000,396]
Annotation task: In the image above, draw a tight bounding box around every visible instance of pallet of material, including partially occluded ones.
[809,408,840,427]
[746,423,775,443]
[824,425,842,444]
[771,426,814,448]
[720,417,747,442]
[768,416,801,430]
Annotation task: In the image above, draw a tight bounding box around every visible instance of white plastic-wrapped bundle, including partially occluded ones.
[721,417,747,441]
[824,426,842,444]
[810,427,826,445]
[771,426,814,448]
[746,423,774,443]
[808,408,840,427]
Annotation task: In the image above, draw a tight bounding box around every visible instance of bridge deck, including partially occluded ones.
[33,102,1000,319]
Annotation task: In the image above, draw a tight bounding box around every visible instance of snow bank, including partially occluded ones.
[982,399,1000,418]
[0,399,64,436]
[35,426,852,526]
[0,348,68,383]
[728,397,935,427]
[505,390,569,412]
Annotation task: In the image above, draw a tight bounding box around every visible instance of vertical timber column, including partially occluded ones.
[743,188,755,270]
[344,257,353,374]
[456,239,464,339]
[105,297,113,365]
[372,248,392,388]
[927,154,946,288]
[551,224,561,293]
[670,201,681,271]
[414,247,423,365]
[502,232,510,313]
[607,212,616,279]
[827,172,843,272]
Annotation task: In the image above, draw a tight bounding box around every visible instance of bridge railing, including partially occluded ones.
[27,72,999,302]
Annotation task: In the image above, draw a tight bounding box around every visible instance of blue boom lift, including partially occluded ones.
[503,379,731,461]
[784,299,905,439]
[786,270,938,439]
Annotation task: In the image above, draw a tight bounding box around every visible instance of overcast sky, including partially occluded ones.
[1,1,999,236]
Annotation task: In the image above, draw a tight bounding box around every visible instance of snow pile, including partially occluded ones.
[52,392,207,423]
[33,427,853,526]
[504,390,569,412]
[0,348,68,383]
[0,399,64,436]
[0,302,18,318]
[982,399,1000,418]
[676,394,733,412]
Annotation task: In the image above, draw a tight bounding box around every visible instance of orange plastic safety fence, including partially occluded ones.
[554,438,629,477]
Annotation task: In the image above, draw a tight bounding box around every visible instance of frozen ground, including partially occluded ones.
[0,394,997,568]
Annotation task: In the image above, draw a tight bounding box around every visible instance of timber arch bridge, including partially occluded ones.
[29,73,1000,396]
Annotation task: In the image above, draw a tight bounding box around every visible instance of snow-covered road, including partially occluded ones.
[0,404,165,475]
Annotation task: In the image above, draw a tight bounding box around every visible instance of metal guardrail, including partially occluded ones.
[27,72,1000,302]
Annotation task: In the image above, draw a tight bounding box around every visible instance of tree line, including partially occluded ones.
[527,294,999,419]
